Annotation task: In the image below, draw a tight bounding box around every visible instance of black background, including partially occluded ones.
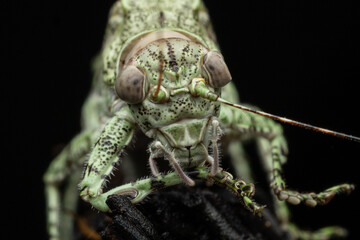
[3,0,360,239]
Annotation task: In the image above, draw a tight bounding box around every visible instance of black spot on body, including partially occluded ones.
[241,184,250,191]
[249,202,255,209]
[151,179,166,189]
[166,40,178,73]
[133,79,139,85]
[187,170,201,178]
[159,11,164,27]
[87,164,93,176]
[273,169,282,177]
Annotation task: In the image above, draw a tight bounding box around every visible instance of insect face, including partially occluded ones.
[115,37,232,169]
[45,2,357,239]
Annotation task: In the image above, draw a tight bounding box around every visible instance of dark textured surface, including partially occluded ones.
[97,184,292,240]
[3,1,360,240]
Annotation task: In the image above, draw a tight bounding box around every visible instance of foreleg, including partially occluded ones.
[85,166,264,216]
[79,107,135,211]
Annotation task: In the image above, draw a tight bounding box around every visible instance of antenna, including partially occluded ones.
[218,97,360,143]
[191,78,360,143]
[153,29,165,98]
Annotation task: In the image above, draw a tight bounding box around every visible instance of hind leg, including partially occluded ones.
[43,130,95,240]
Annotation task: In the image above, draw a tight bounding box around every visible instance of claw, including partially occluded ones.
[289,224,348,240]
[274,183,355,207]
[320,191,336,205]
[286,196,301,205]
[304,199,317,207]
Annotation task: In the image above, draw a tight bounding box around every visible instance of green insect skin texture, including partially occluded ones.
[43,1,354,239]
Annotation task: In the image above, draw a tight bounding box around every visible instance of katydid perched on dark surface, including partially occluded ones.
[44,1,356,239]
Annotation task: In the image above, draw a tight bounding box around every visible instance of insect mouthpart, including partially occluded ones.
[152,140,208,169]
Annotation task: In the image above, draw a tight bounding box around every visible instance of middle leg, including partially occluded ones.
[220,104,354,207]
[220,103,354,239]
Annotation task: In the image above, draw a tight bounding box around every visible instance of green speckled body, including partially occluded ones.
[82,0,220,128]
[44,1,354,239]
[102,0,217,86]
[83,0,226,169]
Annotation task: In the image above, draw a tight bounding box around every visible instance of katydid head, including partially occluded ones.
[114,36,234,168]
[114,27,233,105]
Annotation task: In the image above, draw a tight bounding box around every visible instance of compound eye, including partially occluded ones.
[202,51,232,88]
[115,66,147,104]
